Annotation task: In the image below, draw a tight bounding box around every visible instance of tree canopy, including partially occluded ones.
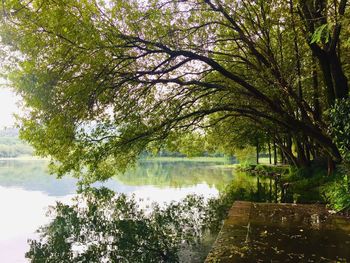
[0,0,349,181]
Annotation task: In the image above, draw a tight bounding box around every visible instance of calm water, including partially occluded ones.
[0,158,234,263]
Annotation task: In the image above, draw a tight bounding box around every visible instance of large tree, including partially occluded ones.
[0,0,349,181]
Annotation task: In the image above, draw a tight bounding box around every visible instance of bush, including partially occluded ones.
[323,172,350,211]
[327,98,350,211]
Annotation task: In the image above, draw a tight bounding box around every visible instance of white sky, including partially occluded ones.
[0,86,21,129]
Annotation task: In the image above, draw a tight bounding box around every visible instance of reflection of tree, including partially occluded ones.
[25,176,283,263]
[226,172,274,202]
[205,173,282,231]
[26,188,210,263]
[114,160,234,190]
[0,159,234,196]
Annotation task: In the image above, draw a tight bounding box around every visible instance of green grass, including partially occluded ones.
[258,157,273,164]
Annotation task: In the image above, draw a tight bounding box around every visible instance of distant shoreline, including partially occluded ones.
[0,156,48,161]
[141,156,232,162]
[0,156,231,162]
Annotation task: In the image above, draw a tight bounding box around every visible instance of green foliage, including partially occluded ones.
[323,174,350,211]
[329,98,350,161]
[232,146,256,165]
[205,118,268,158]
[162,132,213,157]
[310,23,333,44]
[327,99,350,211]
[1,0,348,181]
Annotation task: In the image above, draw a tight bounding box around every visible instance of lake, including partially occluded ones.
[0,158,235,263]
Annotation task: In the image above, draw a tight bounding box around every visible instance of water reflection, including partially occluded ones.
[0,160,77,196]
[231,172,322,204]
[0,186,74,263]
[0,159,234,196]
[22,173,346,263]
[0,158,233,263]
[26,187,217,263]
[0,159,324,263]
[116,159,235,190]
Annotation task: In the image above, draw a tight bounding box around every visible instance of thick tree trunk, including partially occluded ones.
[316,50,349,106]
[304,139,311,163]
[312,56,321,120]
[317,52,336,106]
[290,0,303,102]
[279,141,298,166]
[329,51,349,99]
[256,140,259,164]
[273,140,277,165]
[328,157,336,176]
[280,145,285,164]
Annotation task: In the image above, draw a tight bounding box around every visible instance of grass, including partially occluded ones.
[258,157,273,164]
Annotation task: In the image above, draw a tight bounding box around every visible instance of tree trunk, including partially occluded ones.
[280,147,285,164]
[273,140,277,165]
[329,51,349,99]
[256,140,259,164]
[328,157,336,176]
[304,138,311,163]
[312,56,321,121]
[317,52,336,106]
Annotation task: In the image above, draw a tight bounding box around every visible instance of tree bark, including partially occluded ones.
[256,140,259,164]
[328,157,336,176]
[273,141,277,165]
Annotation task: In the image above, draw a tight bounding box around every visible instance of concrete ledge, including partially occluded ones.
[205,201,350,262]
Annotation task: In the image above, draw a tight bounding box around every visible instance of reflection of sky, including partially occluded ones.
[0,186,75,263]
[130,183,218,207]
[0,160,225,263]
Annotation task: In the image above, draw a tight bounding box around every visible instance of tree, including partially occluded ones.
[205,117,269,164]
[0,0,349,181]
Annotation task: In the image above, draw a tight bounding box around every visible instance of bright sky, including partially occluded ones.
[0,86,21,129]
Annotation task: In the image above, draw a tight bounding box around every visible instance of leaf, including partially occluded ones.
[310,23,332,44]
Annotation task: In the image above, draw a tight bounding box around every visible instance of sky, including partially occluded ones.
[0,87,21,129]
